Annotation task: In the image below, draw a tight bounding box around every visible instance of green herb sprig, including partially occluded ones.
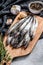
[0,35,11,64]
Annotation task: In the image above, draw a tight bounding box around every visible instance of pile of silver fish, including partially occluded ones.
[6,16,38,49]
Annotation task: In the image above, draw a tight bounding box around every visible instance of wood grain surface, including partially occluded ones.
[3,11,43,65]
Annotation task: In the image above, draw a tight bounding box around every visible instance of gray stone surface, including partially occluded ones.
[11,39,43,65]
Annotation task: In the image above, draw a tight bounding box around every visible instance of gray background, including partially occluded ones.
[11,39,43,65]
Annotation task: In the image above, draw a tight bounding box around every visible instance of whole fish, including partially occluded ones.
[6,16,38,49]
[30,17,38,38]
[16,31,30,48]
[14,16,32,37]
[6,35,13,45]
[21,17,34,33]
[7,16,29,34]
[7,17,28,44]
[19,16,32,31]
[15,17,34,48]
[11,31,27,48]
[11,37,18,46]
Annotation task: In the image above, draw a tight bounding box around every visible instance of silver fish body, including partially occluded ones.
[6,16,38,49]
[15,16,33,37]
[6,36,13,45]
[30,17,38,38]
[11,38,18,46]
[15,17,34,48]
[9,16,31,37]
[16,31,30,48]
[16,39,25,48]
[19,16,32,31]
[7,16,29,34]
[22,17,34,33]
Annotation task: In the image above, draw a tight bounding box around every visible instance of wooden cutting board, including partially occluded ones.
[3,11,43,65]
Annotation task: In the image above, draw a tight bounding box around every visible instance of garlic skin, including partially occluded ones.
[11,5,21,15]
[6,19,12,25]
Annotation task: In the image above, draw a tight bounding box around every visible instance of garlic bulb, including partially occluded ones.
[11,5,21,15]
[6,19,12,25]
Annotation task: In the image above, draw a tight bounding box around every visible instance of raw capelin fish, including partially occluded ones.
[30,17,38,38]
[15,17,34,48]
[7,16,29,34]
[13,16,32,37]
[6,35,13,45]
[6,16,31,45]
[6,16,38,49]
